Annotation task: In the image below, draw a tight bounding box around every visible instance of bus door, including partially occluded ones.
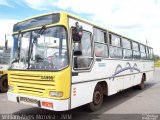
[69,18,95,109]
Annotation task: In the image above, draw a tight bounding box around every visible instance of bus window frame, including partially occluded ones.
[122,38,133,59]
[71,27,94,71]
[93,27,109,58]
[140,44,147,60]
[148,47,154,60]
[109,33,123,59]
[132,41,141,60]
[94,42,109,58]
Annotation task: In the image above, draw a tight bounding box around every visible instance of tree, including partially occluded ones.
[154,55,160,62]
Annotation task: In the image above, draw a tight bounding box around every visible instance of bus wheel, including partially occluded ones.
[88,84,103,112]
[138,75,145,90]
[0,76,8,93]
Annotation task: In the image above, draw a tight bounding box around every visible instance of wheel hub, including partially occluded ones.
[93,91,101,105]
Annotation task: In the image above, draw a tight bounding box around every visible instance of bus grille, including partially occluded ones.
[9,73,55,96]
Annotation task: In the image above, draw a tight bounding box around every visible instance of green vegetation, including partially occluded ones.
[155,60,160,67]
[154,55,160,67]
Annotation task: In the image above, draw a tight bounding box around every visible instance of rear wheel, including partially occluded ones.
[138,75,145,90]
[88,84,103,112]
[0,76,8,93]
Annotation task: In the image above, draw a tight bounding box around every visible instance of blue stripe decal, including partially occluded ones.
[109,63,140,80]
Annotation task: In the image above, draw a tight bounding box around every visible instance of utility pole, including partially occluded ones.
[146,38,148,45]
[4,34,10,50]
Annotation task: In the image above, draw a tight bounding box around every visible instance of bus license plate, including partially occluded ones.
[19,97,39,107]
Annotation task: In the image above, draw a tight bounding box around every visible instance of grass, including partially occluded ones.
[155,60,160,67]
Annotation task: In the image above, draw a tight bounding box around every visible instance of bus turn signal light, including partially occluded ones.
[41,101,53,108]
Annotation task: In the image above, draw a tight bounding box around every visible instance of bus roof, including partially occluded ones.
[14,11,152,49]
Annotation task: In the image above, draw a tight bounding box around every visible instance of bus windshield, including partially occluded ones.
[10,26,68,71]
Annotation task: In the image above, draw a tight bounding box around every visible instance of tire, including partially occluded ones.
[88,84,103,112]
[0,76,8,93]
[138,75,145,90]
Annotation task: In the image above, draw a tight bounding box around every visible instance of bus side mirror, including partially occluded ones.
[72,22,83,56]
[72,22,83,42]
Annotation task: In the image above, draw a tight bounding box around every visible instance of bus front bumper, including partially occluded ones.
[7,92,70,111]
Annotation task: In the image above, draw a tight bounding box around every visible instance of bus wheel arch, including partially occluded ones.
[0,75,8,93]
[88,81,108,112]
[142,73,146,81]
[138,73,146,90]
[97,81,108,96]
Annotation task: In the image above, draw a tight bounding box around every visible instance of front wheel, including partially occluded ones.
[88,84,103,112]
[0,76,8,93]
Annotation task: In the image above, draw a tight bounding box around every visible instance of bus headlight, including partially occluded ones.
[8,86,14,91]
[49,91,63,97]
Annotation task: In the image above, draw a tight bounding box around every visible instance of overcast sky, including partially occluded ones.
[0,0,160,55]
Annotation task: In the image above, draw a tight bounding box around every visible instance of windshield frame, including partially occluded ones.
[10,25,70,72]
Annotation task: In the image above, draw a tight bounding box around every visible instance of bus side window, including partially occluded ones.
[95,43,108,57]
[109,34,122,58]
[149,48,153,60]
[73,30,93,69]
[140,44,146,60]
[93,28,108,58]
[93,28,105,43]
[122,38,132,59]
[132,41,140,60]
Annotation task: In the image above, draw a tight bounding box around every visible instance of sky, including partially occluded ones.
[0,0,160,55]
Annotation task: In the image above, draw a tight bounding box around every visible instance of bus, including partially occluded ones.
[0,35,12,93]
[7,12,154,111]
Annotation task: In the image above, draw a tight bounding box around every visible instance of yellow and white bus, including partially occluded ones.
[7,12,154,111]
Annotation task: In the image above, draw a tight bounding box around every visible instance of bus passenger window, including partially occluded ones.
[140,44,146,60]
[95,43,108,57]
[93,28,105,43]
[73,30,93,69]
[122,38,132,59]
[109,34,122,58]
[132,42,140,59]
[149,48,153,60]
[93,28,108,58]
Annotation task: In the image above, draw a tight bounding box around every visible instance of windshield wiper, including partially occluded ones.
[28,25,46,68]
[38,25,46,36]
[30,25,46,56]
